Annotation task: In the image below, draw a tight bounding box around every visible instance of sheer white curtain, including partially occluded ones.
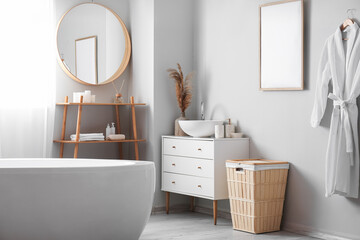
[0,1,55,157]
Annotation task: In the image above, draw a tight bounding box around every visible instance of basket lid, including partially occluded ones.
[226,159,288,165]
[226,159,289,171]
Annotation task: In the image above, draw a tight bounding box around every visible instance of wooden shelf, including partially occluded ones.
[54,96,144,159]
[56,102,146,106]
[54,139,146,144]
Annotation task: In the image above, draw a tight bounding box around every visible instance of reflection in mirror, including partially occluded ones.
[75,36,97,84]
[57,3,131,85]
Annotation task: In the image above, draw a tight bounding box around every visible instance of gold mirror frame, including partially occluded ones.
[56,3,131,86]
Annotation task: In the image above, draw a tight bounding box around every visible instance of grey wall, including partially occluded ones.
[193,0,360,238]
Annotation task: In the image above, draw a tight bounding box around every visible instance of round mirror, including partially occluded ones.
[56,3,131,85]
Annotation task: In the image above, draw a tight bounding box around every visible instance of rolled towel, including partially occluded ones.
[108,134,125,140]
[230,132,244,138]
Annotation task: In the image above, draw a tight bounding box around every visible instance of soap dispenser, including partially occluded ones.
[110,122,116,135]
[225,118,235,138]
[106,123,111,140]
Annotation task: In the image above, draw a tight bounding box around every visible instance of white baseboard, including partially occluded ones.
[282,222,357,240]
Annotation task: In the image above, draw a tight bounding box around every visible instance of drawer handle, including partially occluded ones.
[172,163,176,166]
[172,146,176,149]
[197,166,202,169]
[197,148,202,151]
[197,185,202,188]
[172,181,176,184]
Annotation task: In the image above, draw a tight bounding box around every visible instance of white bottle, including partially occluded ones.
[225,118,235,138]
[215,125,224,139]
[84,90,91,103]
[110,122,116,135]
[106,123,111,140]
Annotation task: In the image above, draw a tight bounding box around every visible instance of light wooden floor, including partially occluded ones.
[140,212,318,240]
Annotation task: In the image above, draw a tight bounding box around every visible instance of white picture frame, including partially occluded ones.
[259,0,303,91]
[75,36,98,84]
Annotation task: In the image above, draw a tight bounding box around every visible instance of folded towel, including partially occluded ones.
[108,134,125,140]
[71,136,104,139]
[70,133,104,138]
[71,138,105,141]
[70,133,105,141]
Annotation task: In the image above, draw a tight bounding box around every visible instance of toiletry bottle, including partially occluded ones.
[110,122,116,135]
[215,125,224,139]
[106,123,111,140]
[84,90,91,103]
[225,118,235,138]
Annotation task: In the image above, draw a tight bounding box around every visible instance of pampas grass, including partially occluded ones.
[168,63,193,114]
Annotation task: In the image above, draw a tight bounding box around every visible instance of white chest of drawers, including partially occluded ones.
[161,135,249,224]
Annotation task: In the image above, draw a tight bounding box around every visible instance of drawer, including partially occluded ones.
[163,172,214,198]
[163,155,214,178]
[163,138,214,159]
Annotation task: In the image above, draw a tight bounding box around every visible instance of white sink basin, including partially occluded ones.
[178,120,223,138]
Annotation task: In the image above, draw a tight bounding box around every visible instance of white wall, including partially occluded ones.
[52,0,194,211]
[193,0,360,238]
[128,0,154,162]
[51,0,360,238]
[52,0,131,159]
[153,0,197,209]
[129,0,197,209]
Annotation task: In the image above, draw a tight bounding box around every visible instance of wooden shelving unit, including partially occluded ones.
[54,95,145,160]
[53,139,146,144]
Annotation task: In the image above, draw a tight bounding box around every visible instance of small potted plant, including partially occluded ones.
[168,63,193,136]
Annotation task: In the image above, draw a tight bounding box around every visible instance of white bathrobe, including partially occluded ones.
[311,23,360,198]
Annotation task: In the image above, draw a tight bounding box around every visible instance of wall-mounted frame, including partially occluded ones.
[75,36,98,85]
[259,0,304,91]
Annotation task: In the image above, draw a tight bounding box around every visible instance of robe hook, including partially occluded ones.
[347,9,356,19]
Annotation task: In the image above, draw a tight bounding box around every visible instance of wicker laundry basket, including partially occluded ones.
[226,159,289,234]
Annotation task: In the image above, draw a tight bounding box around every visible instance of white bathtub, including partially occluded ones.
[0,159,155,240]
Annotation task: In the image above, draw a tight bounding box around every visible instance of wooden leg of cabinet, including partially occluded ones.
[213,200,217,225]
[190,196,195,212]
[166,192,170,214]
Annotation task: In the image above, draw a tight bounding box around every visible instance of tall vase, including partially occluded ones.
[175,112,188,136]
